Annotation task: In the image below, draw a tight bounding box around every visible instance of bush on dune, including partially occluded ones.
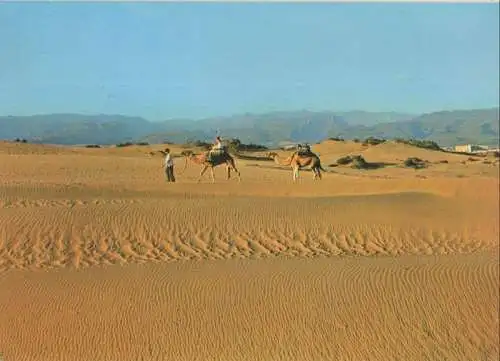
[336,155,354,165]
[227,138,268,152]
[403,157,427,169]
[182,140,212,150]
[335,155,372,169]
[350,155,369,169]
[362,137,386,146]
[115,142,134,148]
[394,138,442,151]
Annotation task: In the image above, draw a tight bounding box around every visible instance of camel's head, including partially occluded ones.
[180,150,194,157]
[267,152,278,159]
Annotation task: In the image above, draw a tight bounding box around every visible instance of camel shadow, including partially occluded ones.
[329,161,397,170]
[246,163,336,174]
[233,153,275,162]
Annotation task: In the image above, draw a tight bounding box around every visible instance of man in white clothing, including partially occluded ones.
[213,136,224,150]
[163,148,175,182]
[208,136,225,162]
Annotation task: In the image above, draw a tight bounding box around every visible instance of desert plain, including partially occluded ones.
[0,139,498,361]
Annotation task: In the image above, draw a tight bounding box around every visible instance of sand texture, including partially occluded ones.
[0,140,498,361]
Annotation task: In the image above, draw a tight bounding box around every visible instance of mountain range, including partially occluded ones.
[1,108,498,147]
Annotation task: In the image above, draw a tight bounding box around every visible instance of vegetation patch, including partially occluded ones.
[85,144,101,148]
[394,138,442,151]
[227,138,268,152]
[116,141,150,147]
[350,155,369,169]
[403,157,427,169]
[181,138,268,155]
[334,154,392,170]
[233,153,273,161]
[362,137,386,146]
[115,142,134,147]
[182,140,212,150]
[336,155,355,165]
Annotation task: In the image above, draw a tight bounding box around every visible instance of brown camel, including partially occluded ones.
[267,150,326,181]
[181,150,241,183]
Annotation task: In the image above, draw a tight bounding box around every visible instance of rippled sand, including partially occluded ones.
[0,140,498,361]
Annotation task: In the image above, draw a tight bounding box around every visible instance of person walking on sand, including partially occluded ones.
[163,148,175,182]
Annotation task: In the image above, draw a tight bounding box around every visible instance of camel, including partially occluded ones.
[181,149,241,183]
[267,150,326,182]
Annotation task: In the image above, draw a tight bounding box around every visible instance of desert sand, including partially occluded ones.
[0,140,498,361]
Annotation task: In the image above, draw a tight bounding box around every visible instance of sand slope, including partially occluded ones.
[0,141,498,361]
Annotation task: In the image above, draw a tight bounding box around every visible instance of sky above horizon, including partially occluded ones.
[1,2,499,121]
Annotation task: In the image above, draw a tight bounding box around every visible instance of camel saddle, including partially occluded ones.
[210,149,225,156]
[296,144,312,156]
[297,150,312,156]
[207,148,227,163]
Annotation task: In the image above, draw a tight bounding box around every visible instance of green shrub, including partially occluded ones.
[183,140,212,150]
[362,137,386,146]
[116,142,134,147]
[404,157,427,169]
[394,138,441,151]
[336,155,369,169]
[228,138,268,152]
[350,155,368,169]
[337,155,354,165]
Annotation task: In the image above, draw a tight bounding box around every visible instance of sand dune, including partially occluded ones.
[0,140,498,361]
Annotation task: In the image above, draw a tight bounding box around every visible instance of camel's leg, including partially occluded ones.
[226,166,231,180]
[210,167,216,183]
[198,165,208,183]
[229,161,241,182]
[312,167,321,180]
[292,166,299,182]
[233,165,241,182]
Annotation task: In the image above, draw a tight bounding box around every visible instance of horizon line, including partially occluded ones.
[2,105,499,122]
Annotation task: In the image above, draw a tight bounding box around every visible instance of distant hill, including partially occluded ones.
[0,108,498,147]
[0,114,161,145]
[328,108,499,147]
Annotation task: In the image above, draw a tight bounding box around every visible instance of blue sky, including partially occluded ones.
[0,2,498,120]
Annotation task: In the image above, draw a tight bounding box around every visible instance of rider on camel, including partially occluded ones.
[213,136,224,151]
[296,143,311,155]
[208,136,225,162]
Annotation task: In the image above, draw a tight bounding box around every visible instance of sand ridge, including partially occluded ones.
[0,140,498,361]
